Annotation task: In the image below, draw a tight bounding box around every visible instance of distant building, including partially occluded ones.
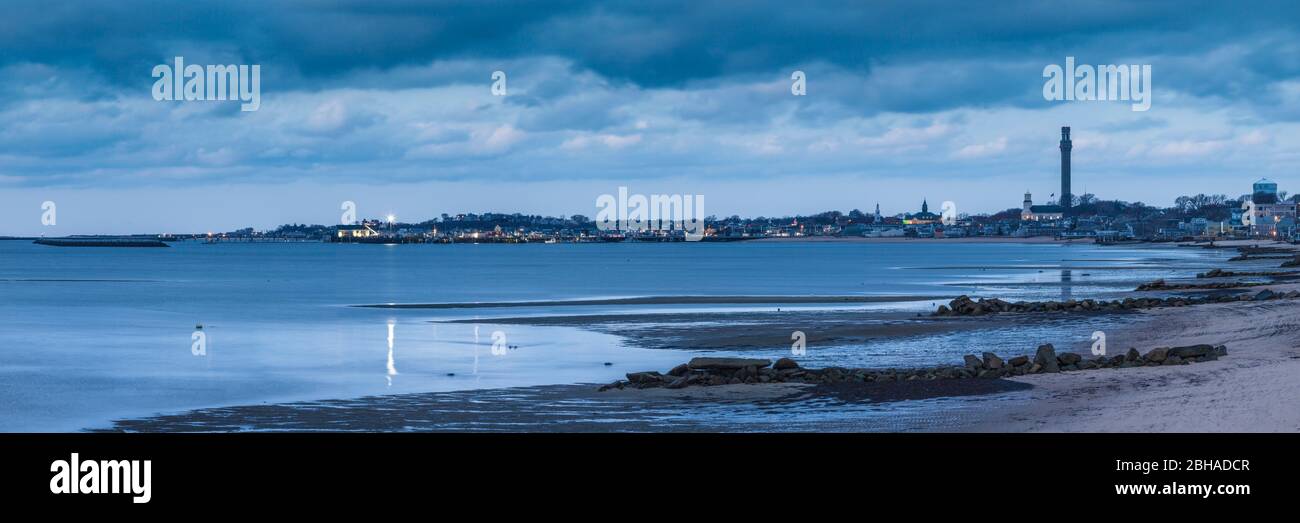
[1239,179,1294,237]
[1021,191,1064,222]
[1252,202,1297,237]
[903,200,940,225]
[1253,178,1279,204]
[336,224,379,239]
[863,225,905,237]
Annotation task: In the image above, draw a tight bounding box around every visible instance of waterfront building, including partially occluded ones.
[336,224,379,239]
[1252,202,1297,237]
[1240,179,1295,237]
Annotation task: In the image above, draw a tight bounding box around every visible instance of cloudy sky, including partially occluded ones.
[3,0,1300,234]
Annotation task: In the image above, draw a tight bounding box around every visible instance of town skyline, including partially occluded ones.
[5,170,1285,237]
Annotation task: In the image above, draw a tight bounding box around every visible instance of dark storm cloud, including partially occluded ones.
[6,1,1300,96]
[3,0,1300,196]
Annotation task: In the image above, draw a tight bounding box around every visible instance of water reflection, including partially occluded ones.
[385,320,398,386]
[1060,269,1073,301]
[472,325,480,375]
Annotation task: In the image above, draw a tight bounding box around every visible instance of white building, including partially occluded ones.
[1021,191,1064,222]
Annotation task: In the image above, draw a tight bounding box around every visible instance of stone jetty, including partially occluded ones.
[932,291,1295,317]
[599,344,1228,391]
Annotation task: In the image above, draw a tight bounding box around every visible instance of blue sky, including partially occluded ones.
[3,0,1300,234]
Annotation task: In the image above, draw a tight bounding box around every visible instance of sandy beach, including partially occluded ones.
[959,239,1300,431]
[965,286,1300,432]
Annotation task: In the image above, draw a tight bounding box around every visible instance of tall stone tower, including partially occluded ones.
[1060,126,1072,213]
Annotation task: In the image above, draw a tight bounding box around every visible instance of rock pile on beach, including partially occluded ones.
[1228,253,1294,261]
[598,343,1229,391]
[1197,268,1300,279]
[1134,279,1265,291]
[932,291,1296,317]
[1237,246,1294,255]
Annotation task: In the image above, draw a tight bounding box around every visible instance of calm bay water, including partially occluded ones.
[0,239,1228,431]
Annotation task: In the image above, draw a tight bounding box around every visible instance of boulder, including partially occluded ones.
[1034,344,1060,373]
[1144,348,1168,363]
[1057,352,1082,366]
[982,352,1004,369]
[963,354,984,370]
[773,357,800,370]
[1254,289,1276,301]
[687,357,772,370]
[1164,355,1184,365]
[1125,348,1141,362]
[626,371,662,383]
[1008,355,1030,367]
[1167,344,1215,359]
[667,363,690,377]
[1136,279,1166,291]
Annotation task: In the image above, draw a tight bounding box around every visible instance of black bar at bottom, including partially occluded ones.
[1,433,1287,511]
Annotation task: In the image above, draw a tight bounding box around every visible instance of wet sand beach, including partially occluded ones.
[101,377,1033,432]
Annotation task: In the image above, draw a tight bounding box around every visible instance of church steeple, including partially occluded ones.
[921,199,929,213]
